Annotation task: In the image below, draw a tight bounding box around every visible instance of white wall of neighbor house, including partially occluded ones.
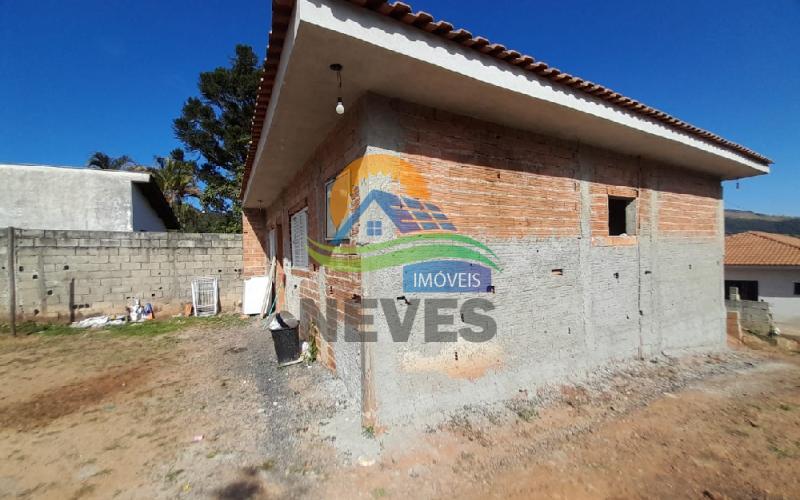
[0,165,131,231]
[725,266,800,326]
[0,165,166,232]
[131,184,168,232]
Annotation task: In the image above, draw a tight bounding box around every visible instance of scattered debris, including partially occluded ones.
[129,298,144,322]
[71,316,110,328]
[143,303,154,320]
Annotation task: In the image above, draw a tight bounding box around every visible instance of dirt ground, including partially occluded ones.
[0,319,799,499]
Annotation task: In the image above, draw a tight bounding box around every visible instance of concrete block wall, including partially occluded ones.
[1,229,243,322]
[726,298,775,336]
[725,266,800,327]
[362,95,726,426]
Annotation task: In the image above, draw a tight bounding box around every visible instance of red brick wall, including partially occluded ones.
[242,208,267,278]
[726,310,742,344]
[657,169,722,237]
[393,100,581,239]
[389,99,721,242]
[256,99,368,372]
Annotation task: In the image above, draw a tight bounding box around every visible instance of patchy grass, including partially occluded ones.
[0,315,249,338]
[165,468,185,482]
[768,443,794,459]
[515,406,539,423]
[0,321,79,336]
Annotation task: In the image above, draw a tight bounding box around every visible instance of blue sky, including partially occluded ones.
[1,1,797,215]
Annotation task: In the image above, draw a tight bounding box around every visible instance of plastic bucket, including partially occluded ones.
[268,311,301,364]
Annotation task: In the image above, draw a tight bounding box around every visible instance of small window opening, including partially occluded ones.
[366,220,382,237]
[794,283,800,296]
[608,196,636,236]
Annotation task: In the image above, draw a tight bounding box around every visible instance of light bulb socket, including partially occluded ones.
[331,64,344,115]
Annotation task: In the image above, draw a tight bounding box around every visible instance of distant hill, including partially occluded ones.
[725,209,800,236]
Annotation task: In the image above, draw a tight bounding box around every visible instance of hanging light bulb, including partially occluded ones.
[330,63,344,115]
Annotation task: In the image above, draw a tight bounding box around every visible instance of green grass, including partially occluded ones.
[165,468,184,482]
[0,321,78,336]
[515,406,539,422]
[0,314,248,338]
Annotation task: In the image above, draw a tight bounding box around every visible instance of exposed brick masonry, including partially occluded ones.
[389,98,721,243]
[242,208,268,278]
[249,98,370,372]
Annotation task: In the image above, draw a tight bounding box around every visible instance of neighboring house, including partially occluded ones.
[725,231,800,328]
[0,164,179,232]
[239,0,771,428]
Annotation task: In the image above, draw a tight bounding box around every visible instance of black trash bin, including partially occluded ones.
[267,311,301,365]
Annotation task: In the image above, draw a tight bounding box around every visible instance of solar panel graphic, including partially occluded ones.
[368,191,457,234]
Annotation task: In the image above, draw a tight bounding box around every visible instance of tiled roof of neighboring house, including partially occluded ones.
[242,0,773,198]
[725,231,800,266]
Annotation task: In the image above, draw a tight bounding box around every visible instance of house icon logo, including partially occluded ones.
[308,154,500,293]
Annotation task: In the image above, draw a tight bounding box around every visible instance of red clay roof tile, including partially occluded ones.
[241,0,772,199]
[725,232,800,267]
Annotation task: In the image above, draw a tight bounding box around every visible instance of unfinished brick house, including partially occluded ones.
[241,0,771,427]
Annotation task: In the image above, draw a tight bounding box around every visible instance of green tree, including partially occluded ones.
[86,151,136,170]
[173,44,263,233]
[150,149,200,208]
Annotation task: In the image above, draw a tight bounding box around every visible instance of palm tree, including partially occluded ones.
[150,149,200,207]
[86,152,136,170]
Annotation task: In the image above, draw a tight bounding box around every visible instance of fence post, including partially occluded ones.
[7,227,16,336]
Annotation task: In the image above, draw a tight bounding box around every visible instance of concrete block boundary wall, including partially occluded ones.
[726,298,775,336]
[0,228,243,322]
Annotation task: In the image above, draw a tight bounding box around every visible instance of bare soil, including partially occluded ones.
[0,320,798,499]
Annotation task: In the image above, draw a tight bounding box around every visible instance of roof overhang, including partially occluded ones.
[243,0,771,208]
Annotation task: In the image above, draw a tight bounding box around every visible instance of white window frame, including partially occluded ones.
[290,208,309,269]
